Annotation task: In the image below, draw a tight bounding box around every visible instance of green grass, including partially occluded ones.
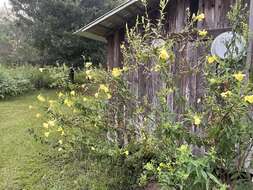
[0,90,58,190]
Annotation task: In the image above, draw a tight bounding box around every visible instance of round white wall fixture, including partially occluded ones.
[211,31,246,60]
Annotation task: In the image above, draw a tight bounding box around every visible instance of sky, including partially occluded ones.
[0,0,10,8]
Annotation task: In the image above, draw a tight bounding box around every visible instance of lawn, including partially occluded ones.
[0,90,58,190]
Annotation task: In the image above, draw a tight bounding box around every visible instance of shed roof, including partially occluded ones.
[74,0,146,43]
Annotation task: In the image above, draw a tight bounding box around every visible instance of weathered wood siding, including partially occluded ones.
[106,0,249,112]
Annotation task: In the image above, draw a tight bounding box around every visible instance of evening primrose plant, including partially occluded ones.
[33,0,253,189]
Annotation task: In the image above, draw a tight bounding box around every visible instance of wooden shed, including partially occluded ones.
[75,0,251,111]
[75,0,250,68]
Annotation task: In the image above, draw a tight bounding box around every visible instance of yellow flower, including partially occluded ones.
[39,68,44,72]
[209,78,217,85]
[57,127,63,132]
[193,115,201,125]
[58,92,64,98]
[112,68,122,78]
[59,140,63,145]
[70,91,75,96]
[153,64,161,72]
[124,150,129,156]
[83,97,88,102]
[49,100,56,107]
[37,95,46,102]
[221,91,232,98]
[159,48,169,61]
[99,84,109,93]
[193,13,205,21]
[178,145,189,153]
[48,120,56,127]
[86,70,92,79]
[122,66,129,72]
[95,93,99,98]
[36,113,41,118]
[107,93,112,100]
[244,95,253,104]
[58,148,63,152]
[198,29,208,37]
[91,146,95,151]
[43,123,49,129]
[29,105,33,110]
[233,72,245,82]
[73,109,78,113]
[64,99,73,107]
[44,132,50,138]
[85,62,92,68]
[207,55,217,64]
[61,131,65,136]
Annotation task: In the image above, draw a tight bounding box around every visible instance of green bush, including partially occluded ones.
[0,64,69,99]
[34,1,253,190]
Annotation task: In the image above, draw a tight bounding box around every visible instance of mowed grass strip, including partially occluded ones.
[0,90,57,190]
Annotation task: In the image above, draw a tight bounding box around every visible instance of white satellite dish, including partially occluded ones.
[211,32,246,60]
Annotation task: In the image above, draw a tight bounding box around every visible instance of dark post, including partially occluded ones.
[69,64,75,83]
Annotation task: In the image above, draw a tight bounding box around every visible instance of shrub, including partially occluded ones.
[0,64,69,99]
[34,0,253,189]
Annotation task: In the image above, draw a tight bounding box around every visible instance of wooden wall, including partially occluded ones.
[106,0,249,113]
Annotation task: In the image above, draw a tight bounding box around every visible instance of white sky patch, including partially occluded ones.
[0,0,10,8]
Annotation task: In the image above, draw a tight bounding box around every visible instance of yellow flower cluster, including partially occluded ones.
[58,92,64,98]
[159,48,169,61]
[221,91,232,98]
[86,69,93,79]
[70,91,76,96]
[193,13,205,22]
[99,84,109,93]
[85,62,92,68]
[193,115,201,125]
[207,55,217,64]
[95,84,112,100]
[233,72,245,82]
[198,29,208,37]
[64,98,73,107]
[37,94,46,102]
[112,68,122,78]
[244,95,253,104]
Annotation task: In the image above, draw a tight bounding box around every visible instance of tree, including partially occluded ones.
[9,0,122,66]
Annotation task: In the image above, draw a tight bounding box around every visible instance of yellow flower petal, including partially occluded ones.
[193,115,201,125]
[85,62,92,68]
[37,95,46,102]
[112,68,122,78]
[99,84,109,93]
[58,92,64,98]
[193,13,205,21]
[107,93,112,100]
[198,29,208,37]
[48,120,56,127]
[36,113,41,118]
[159,48,169,61]
[221,91,232,98]
[207,55,217,64]
[59,140,63,145]
[233,72,245,82]
[43,123,49,129]
[44,132,50,137]
[244,95,253,104]
[70,91,75,96]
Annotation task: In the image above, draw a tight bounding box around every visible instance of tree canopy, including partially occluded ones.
[8,0,123,66]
